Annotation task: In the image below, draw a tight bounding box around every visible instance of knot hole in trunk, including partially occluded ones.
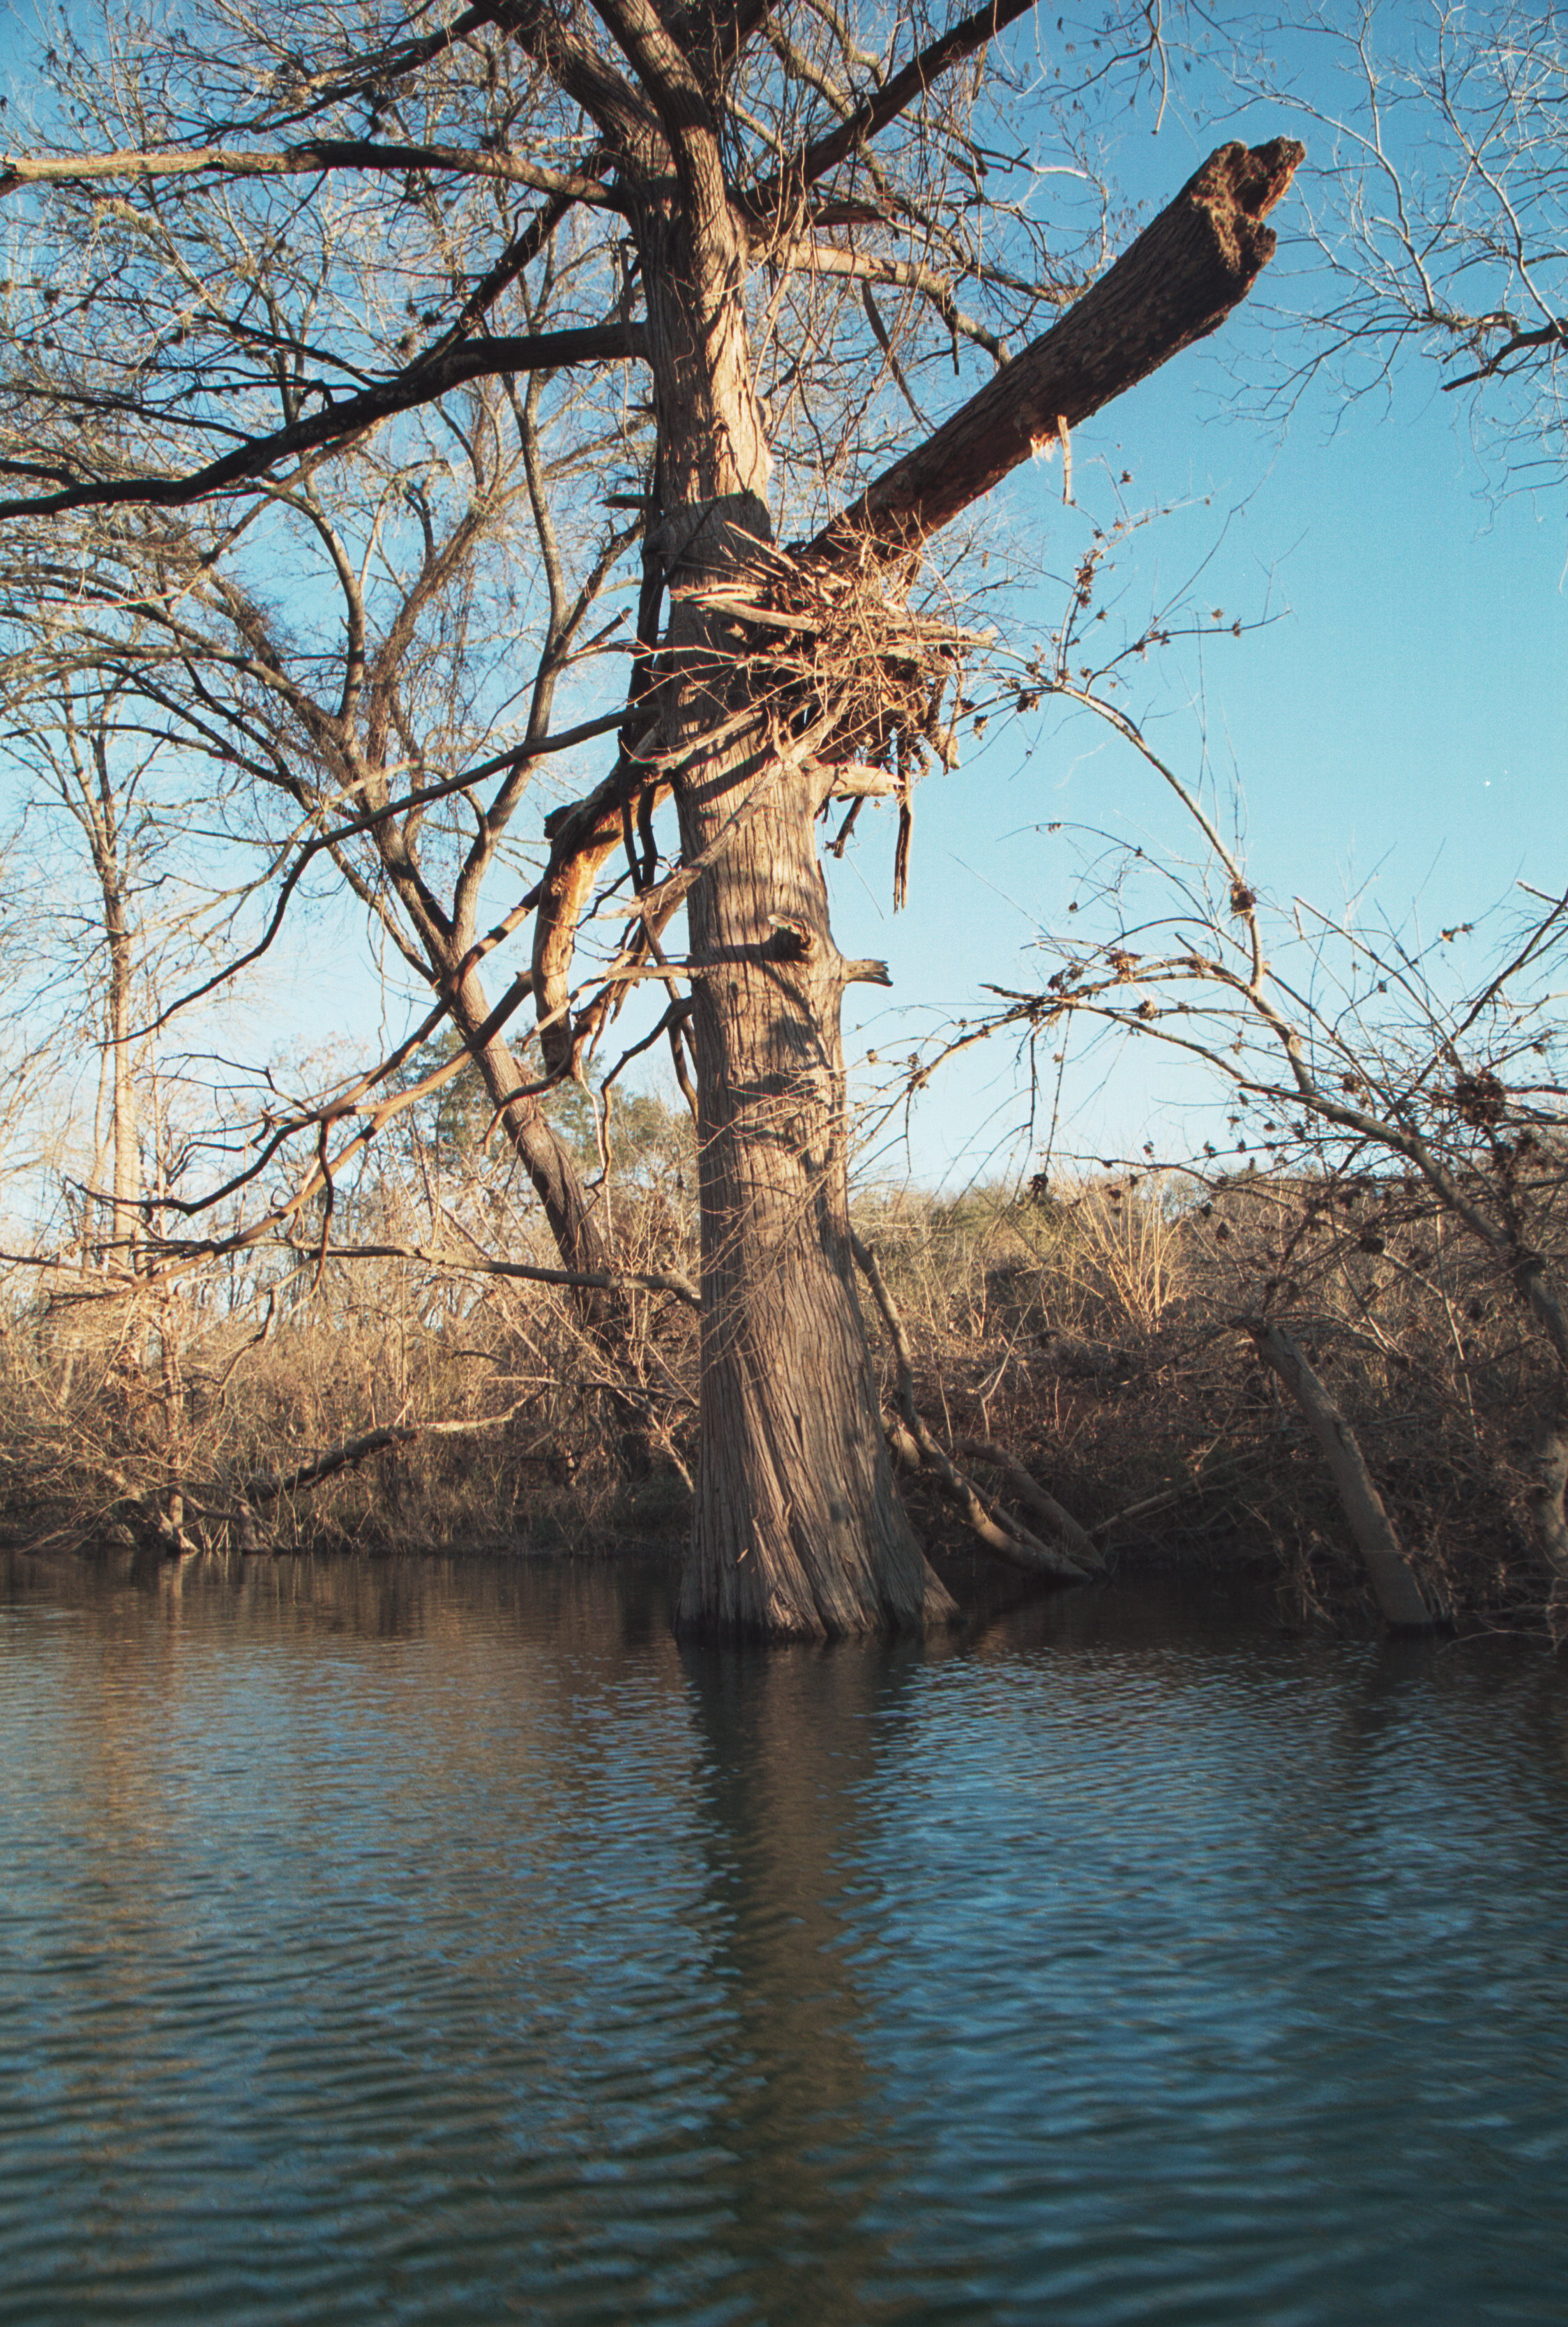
[766,917,890,987]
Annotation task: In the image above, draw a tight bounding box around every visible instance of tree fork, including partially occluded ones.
[445,967,658,1475]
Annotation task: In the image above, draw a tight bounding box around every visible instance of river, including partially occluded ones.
[1,1551,1565,2324]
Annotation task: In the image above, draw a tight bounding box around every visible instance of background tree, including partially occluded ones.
[0,668,240,1268]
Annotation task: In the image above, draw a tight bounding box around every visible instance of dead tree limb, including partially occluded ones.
[812,138,1304,562]
[953,1438,1103,1570]
[244,1399,536,1508]
[1246,1318,1435,1632]
[853,1235,1090,1585]
[315,1241,700,1308]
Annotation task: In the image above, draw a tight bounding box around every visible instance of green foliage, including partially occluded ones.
[390,1036,695,1196]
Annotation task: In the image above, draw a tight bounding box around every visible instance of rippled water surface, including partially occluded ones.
[3,1553,1567,2326]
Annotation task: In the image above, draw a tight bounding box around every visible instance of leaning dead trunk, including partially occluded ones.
[1247,1319,1435,1631]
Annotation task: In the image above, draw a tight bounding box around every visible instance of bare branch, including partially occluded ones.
[813,138,1304,561]
[744,0,1042,218]
[0,327,647,520]
[0,138,621,208]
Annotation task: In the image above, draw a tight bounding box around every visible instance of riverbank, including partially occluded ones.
[4,1169,1560,1639]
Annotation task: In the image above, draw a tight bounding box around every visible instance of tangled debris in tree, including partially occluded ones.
[677,534,990,908]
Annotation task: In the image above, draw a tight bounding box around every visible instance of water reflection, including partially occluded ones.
[1,1553,1566,2325]
[679,1642,929,2324]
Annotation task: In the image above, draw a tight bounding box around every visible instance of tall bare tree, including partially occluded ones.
[0,677,215,1267]
[0,0,1299,1632]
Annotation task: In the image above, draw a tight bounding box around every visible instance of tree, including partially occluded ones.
[0,0,1299,1633]
[2,688,172,1267]
[0,669,234,1270]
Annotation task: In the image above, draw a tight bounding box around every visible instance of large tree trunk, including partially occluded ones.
[638,200,953,1637]
[674,725,953,1636]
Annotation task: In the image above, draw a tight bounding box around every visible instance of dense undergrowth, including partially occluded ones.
[858,1173,1557,1634]
[3,1095,1562,1638]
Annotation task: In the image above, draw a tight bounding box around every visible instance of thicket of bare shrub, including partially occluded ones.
[8,1105,1555,1638]
[854,1164,1563,1634]
[0,1101,700,1564]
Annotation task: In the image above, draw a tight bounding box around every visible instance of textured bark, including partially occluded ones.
[674,737,955,1635]
[70,729,141,1270]
[632,181,952,1637]
[531,763,650,1080]
[444,132,1305,1636]
[1249,1320,1435,1632]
